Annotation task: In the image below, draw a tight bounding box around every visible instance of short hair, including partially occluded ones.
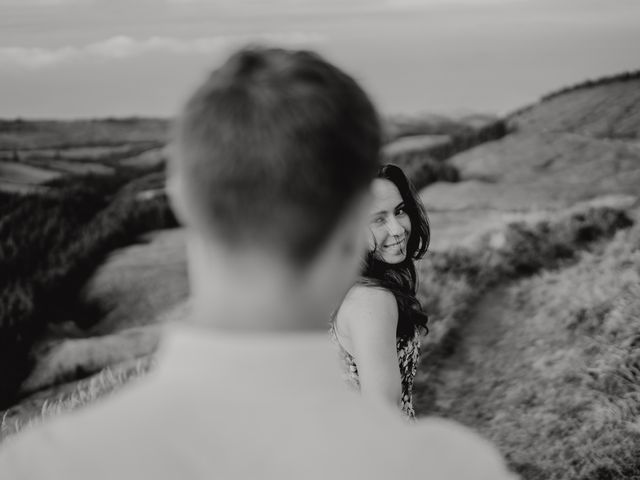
[171,46,382,264]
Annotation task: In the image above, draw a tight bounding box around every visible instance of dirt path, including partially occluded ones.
[413,243,640,480]
[415,285,522,421]
[413,283,564,477]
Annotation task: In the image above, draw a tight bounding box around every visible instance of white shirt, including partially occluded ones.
[0,325,517,479]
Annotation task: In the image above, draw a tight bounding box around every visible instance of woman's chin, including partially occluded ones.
[380,250,407,264]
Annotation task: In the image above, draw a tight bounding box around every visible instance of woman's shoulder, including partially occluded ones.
[338,284,398,323]
[333,284,399,353]
[344,283,396,305]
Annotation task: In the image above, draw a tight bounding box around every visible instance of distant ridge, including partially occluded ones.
[539,69,640,102]
[0,118,169,150]
[508,68,640,119]
[507,69,640,139]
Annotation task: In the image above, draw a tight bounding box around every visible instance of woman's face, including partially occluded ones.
[368,178,412,264]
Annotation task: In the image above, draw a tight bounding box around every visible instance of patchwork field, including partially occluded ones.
[0,161,61,185]
[0,118,167,193]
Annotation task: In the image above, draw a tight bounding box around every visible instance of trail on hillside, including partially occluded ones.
[415,285,522,424]
[414,224,640,480]
[415,283,578,478]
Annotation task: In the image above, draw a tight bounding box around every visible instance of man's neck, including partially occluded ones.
[189,295,317,333]
[186,235,323,333]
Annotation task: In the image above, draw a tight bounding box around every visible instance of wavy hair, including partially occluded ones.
[359,164,430,340]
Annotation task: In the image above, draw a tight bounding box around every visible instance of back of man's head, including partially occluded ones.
[170,46,381,264]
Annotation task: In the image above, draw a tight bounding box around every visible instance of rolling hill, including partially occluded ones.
[413,72,640,479]
[423,75,640,250]
[509,70,640,138]
[0,118,168,195]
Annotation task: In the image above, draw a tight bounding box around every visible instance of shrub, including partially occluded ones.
[417,207,634,371]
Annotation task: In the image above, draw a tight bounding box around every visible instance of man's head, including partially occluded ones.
[169,46,382,327]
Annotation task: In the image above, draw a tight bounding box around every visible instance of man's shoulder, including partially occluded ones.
[309,406,516,479]
[404,417,517,479]
[0,380,178,479]
[0,397,516,480]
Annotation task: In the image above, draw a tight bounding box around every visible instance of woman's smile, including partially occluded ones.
[384,235,406,251]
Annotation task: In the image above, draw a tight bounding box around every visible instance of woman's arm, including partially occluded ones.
[336,286,402,409]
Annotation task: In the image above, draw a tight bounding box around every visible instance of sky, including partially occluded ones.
[0,0,639,119]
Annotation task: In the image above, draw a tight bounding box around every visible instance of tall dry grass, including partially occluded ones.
[415,206,640,479]
[417,206,633,364]
[1,357,153,443]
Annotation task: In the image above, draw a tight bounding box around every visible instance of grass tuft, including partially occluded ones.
[0,356,153,443]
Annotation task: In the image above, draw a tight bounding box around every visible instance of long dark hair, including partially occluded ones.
[360,164,430,340]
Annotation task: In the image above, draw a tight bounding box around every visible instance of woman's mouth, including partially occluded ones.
[384,236,406,249]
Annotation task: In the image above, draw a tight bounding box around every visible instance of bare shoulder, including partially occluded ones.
[337,285,398,331]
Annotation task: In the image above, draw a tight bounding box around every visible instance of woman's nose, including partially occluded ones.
[386,215,404,236]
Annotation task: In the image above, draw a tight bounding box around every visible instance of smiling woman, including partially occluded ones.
[330,164,430,419]
[368,179,412,264]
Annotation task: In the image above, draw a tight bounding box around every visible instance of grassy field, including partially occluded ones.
[83,228,188,335]
[382,113,507,190]
[409,73,640,478]
[0,159,178,407]
[509,72,640,139]
[0,161,61,185]
[0,119,167,193]
[415,207,640,479]
[1,358,153,442]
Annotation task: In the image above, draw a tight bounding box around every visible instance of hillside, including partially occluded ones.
[416,210,640,479]
[0,118,167,194]
[422,73,640,250]
[0,125,178,408]
[422,131,640,250]
[83,228,188,336]
[412,70,640,479]
[1,71,640,478]
[382,113,507,190]
[509,74,640,139]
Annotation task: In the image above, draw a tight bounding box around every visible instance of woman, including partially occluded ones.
[330,163,430,419]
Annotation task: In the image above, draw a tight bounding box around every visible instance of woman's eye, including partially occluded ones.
[396,207,406,216]
[372,217,385,225]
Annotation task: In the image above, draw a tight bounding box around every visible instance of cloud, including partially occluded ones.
[0,0,85,5]
[382,0,526,5]
[0,32,325,69]
[163,0,526,6]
